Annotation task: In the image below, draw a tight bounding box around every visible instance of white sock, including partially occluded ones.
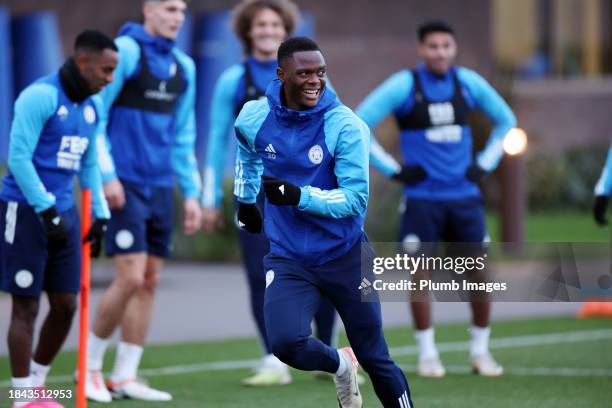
[415,327,438,360]
[111,342,143,383]
[12,377,32,407]
[470,326,491,357]
[263,354,286,370]
[335,350,348,376]
[30,360,51,387]
[87,332,110,371]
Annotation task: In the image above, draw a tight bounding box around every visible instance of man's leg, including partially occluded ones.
[109,255,162,386]
[91,253,147,339]
[321,240,415,408]
[86,253,146,402]
[8,296,40,377]
[88,181,149,383]
[104,186,175,401]
[7,296,39,407]
[314,294,337,347]
[447,197,502,376]
[399,198,444,377]
[119,255,162,345]
[263,255,339,373]
[31,292,77,386]
[237,225,271,353]
[237,224,292,386]
[97,254,169,401]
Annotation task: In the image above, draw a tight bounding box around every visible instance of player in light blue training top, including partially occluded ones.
[86,0,202,402]
[356,20,516,379]
[234,37,414,408]
[201,0,338,387]
[594,142,612,225]
[0,30,116,408]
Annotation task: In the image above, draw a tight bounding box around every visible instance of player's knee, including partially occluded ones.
[270,334,307,365]
[117,271,146,294]
[50,295,77,319]
[142,270,160,292]
[11,298,39,323]
[115,254,147,291]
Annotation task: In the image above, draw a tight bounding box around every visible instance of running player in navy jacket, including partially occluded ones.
[0,30,116,408]
[201,0,338,386]
[235,37,414,408]
[356,20,516,378]
[86,0,201,402]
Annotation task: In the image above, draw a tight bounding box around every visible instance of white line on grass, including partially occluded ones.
[1,328,611,387]
[398,365,612,377]
[389,328,612,356]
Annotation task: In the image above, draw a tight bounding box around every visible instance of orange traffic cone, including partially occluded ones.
[577,301,612,318]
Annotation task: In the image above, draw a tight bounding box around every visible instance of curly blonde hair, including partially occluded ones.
[232,0,300,55]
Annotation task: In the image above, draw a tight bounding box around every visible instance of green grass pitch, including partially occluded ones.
[1,316,611,407]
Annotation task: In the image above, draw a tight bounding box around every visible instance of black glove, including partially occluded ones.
[391,165,427,186]
[237,203,263,234]
[83,219,108,258]
[263,177,301,206]
[40,207,69,251]
[594,195,610,226]
[466,164,489,183]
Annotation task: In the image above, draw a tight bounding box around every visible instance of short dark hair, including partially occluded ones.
[417,20,454,42]
[74,30,118,53]
[277,36,320,65]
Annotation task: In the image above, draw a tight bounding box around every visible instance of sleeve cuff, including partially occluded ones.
[236,197,257,204]
[183,189,202,200]
[297,186,311,211]
[101,172,117,183]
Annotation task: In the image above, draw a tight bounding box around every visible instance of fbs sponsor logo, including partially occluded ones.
[57,136,89,170]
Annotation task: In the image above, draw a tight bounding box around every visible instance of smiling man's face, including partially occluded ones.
[277,50,327,110]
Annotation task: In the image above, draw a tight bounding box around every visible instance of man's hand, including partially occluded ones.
[103,179,125,209]
[263,177,301,206]
[183,198,202,235]
[391,165,427,185]
[83,219,108,257]
[594,195,610,226]
[466,164,489,183]
[202,207,225,234]
[237,203,263,234]
[41,207,69,251]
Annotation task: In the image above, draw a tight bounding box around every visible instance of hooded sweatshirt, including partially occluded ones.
[96,22,201,198]
[235,79,370,266]
[1,68,109,219]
